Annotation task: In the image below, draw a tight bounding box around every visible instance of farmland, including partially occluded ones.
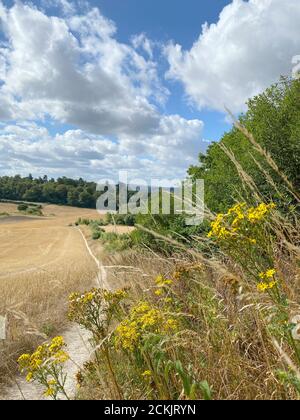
[0,202,102,384]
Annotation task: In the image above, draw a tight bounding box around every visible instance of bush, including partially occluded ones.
[123,214,136,226]
[17,203,28,211]
[17,203,43,216]
[91,224,105,240]
[92,231,102,240]
[100,232,133,252]
[26,207,43,216]
[75,218,107,227]
[105,213,136,226]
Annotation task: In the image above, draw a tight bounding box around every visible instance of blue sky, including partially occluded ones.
[92,0,230,141]
[0,0,299,180]
[20,0,233,141]
[95,0,231,47]
[95,0,233,142]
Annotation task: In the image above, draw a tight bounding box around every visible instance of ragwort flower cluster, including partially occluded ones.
[257,269,277,292]
[68,288,128,338]
[114,300,178,351]
[18,336,69,399]
[207,202,276,240]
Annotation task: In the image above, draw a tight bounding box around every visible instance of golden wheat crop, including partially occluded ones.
[0,203,101,384]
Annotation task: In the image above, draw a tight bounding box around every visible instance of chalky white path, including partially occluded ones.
[1,228,108,401]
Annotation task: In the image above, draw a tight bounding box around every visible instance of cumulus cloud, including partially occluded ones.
[132,33,154,59]
[0,3,163,136]
[0,119,204,180]
[166,0,300,113]
[0,1,204,180]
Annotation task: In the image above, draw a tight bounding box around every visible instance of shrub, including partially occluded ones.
[100,232,133,252]
[105,213,136,226]
[17,203,28,211]
[26,207,43,216]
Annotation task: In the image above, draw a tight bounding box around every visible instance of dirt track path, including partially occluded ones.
[1,228,108,401]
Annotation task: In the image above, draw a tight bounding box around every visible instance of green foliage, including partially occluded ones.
[277,370,300,395]
[91,229,103,240]
[90,223,105,240]
[17,203,28,211]
[132,212,207,254]
[17,202,43,216]
[105,213,136,226]
[100,232,133,252]
[189,77,300,212]
[0,175,100,209]
[75,218,106,240]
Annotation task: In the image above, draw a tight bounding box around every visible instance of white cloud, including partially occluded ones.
[132,33,154,59]
[166,0,300,113]
[51,0,76,16]
[0,2,168,136]
[0,119,204,180]
[0,1,204,180]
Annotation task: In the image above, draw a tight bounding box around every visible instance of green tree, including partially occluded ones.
[189,77,300,212]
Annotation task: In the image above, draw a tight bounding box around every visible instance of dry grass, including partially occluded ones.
[102,225,135,235]
[72,122,300,401]
[0,203,102,386]
[77,246,300,400]
[2,116,300,400]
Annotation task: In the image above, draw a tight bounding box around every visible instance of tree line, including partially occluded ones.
[189,76,300,212]
[132,76,300,251]
[0,175,99,208]
[1,77,299,215]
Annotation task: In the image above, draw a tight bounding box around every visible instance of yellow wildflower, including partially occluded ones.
[132,301,151,315]
[48,379,57,386]
[164,279,173,285]
[140,309,161,329]
[142,370,152,377]
[44,387,55,397]
[115,300,179,351]
[155,275,164,286]
[104,289,128,301]
[115,321,140,351]
[18,353,31,370]
[259,269,276,280]
[257,280,277,292]
[155,275,173,288]
[208,202,276,240]
[164,297,173,304]
[68,292,78,302]
[26,372,33,382]
[247,203,275,223]
[257,282,269,292]
[83,292,95,303]
[54,350,69,363]
[114,289,128,299]
[265,269,276,278]
[155,289,163,296]
[228,203,246,215]
[164,318,178,331]
[49,336,64,353]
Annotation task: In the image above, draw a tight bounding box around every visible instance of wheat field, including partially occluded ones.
[0,203,101,384]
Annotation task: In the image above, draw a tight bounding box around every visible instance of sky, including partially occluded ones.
[0,0,299,182]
